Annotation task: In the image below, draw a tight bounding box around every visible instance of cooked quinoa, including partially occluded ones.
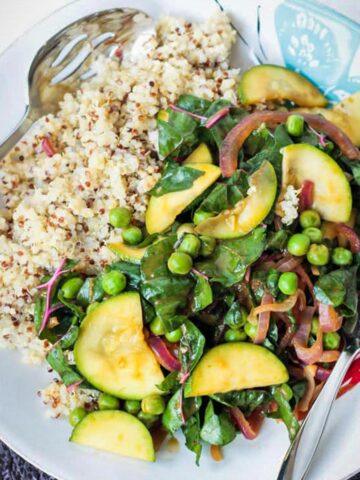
[0,13,239,416]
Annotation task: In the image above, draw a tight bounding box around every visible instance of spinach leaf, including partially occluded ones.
[46,345,83,386]
[266,268,280,297]
[196,227,266,287]
[180,320,206,375]
[157,371,180,393]
[337,154,360,186]
[196,170,249,215]
[314,267,358,311]
[192,274,213,312]
[58,290,85,321]
[110,261,141,289]
[177,94,211,114]
[141,298,156,324]
[266,229,289,250]
[141,237,193,331]
[291,380,307,405]
[34,296,45,334]
[182,413,202,466]
[200,400,236,446]
[59,324,79,349]
[223,302,246,329]
[162,388,202,435]
[158,120,183,158]
[150,161,203,197]
[76,277,104,306]
[272,386,299,441]
[212,390,270,413]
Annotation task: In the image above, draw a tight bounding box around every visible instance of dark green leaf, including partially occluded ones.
[291,380,307,405]
[223,302,246,329]
[180,320,206,375]
[266,229,289,250]
[192,274,213,312]
[34,296,45,334]
[110,261,141,289]
[272,386,299,441]
[314,268,358,308]
[157,371,180,393]
[266,268,280,297]
[46,345,83,386]
[196,227,266,287]
[59,324,79,349]
[203,100,247,148]
[212,390,270,413]
[141,237,193,331]
[158,120,183,158]
[162,387,202,435]
[177,95,211,114]
[200,400,236,446]
[182,413,202,465]
[76,277,104,306]
[149,161,204,197]
[57,290,85,320]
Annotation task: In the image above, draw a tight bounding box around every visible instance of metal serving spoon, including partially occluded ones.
[0,8,154,159]
[277,343,360,480]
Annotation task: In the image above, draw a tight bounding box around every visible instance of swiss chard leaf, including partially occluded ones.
[180,320,206,376]
[272,386,299,441]
[223,302,246,329]
[76,277,104,306]
[109,261,141,289]
[141,237,193,331]
[182,413,202,466]
[266,229,289,250]
[162,387,202,435]
[177,94,211,114]
[196,226,266,287]
[314,267,358,312]
[157,371,180,393]
[59,323,79,349]
[192,274,213,312]
[149,161,204,197]
[46,345,83,386]
[200,400,236,446]
[158,120,183,159]
[57,290,85,320]
[211,390,270,413]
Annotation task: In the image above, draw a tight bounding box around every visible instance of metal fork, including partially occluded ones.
[0,8,154,159]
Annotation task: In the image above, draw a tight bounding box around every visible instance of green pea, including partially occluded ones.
[167,252,193,275]
[279,383,293,402]
[165,328,182,343]
[86,302,100,315]
[287,233,310,256]
[101,271,127,295]
[149,316,166,336]
[278,272,298,295]
[332,247,353,266]
[177,223,196,238]
[109,207,131,228]
[193,210,214,225]
[307,244,329,266]
[299,210,321,229]
[178,234,201,258]
[61,277,84,299]
[311,317,319,335]
[244,321,257,340]
[323,332,340,350]
[137,411,159,428]
[141,394,166,415]
[98,393,120,410]
[69,407,87,427]
[303,227,322,243]
[124,399,141,415]
[224,329,247,342]
[199,235,216,257]
[286,114,304,137]
[122,226,143,245]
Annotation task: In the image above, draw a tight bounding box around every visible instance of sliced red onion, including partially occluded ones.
[254,292,273,344]
[41,137,57,157]
[248,292,299,324]
[275,254,303,273]
[319,303,343,333]
[230,406,264,440]
[319,350,341,363]
[299,180,314,212]
[275,312,296,353]
[147,335,181,372]
[204,107,230,129]
[335,224,360,253]
[219,111,360,177]
[67,380,83,392]
[168,104,207,121]
[315,366,332,382]
[293,306,324,365]
[298,365,317,412]
[294,265,316,304]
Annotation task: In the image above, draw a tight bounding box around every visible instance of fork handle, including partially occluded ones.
[0,107,33,159]
[277,349,358,480]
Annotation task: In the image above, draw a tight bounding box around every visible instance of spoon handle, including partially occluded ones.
[0,107,33,159]
[277,349,359,480]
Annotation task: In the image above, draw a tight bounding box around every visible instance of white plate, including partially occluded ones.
[0,1,360,479]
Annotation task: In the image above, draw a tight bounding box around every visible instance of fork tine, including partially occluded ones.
[51,33,88,68]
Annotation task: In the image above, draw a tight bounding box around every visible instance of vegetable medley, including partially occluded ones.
[34,64,360,464]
